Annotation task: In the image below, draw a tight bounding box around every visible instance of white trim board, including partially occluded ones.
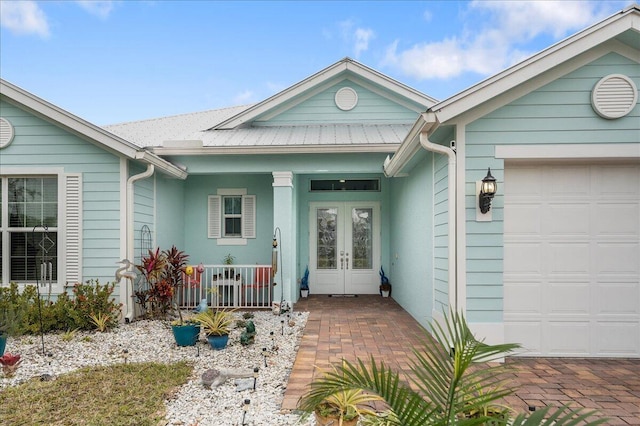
[495,144,640,160]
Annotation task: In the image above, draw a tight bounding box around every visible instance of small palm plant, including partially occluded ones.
[298,310,607,426]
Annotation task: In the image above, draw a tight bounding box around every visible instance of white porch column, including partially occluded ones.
[272,171,296,305]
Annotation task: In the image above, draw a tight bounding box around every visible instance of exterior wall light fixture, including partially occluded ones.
[479,168,497,214]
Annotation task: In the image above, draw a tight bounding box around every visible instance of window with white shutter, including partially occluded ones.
[64,174,82,285]
[208,190,256,245]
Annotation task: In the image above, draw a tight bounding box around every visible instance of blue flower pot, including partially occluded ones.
[206,334,229,350]
[172,324,200,347]
[0,335,6,356]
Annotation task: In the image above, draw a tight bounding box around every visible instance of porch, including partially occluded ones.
[177,264,274,309]
[282,295,640,424]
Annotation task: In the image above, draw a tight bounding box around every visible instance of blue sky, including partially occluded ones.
[0,0,631,125]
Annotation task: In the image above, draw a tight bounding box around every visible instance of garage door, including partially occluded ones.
[504,162,640,357]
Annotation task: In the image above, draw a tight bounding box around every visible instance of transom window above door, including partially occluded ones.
[310,179,380,192]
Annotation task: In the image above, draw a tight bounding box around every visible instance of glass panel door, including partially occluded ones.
[317,208,337,269]
[351,208,372,270]
[310,202,380,295]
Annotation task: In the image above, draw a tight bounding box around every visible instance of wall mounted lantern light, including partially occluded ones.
[479,168,497,214]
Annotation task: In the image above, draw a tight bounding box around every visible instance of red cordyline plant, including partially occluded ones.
[135,246,189,322]
[0,352,22,377]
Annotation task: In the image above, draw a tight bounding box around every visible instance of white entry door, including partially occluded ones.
[309,202,380,294]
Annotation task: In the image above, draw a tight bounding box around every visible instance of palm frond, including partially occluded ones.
[298,310,606,426]
[510,406,608,425]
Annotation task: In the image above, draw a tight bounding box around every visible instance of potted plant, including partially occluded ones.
[0,352,22,377]
[379,266,391,297]
[222,253,236,279]
[306,389,382,426]
[193,308,235,350]
[300,266,309,298]
[137,246,200,346]
[380,282,391,298]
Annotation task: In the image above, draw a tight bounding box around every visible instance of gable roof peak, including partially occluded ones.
[212,58,437,130]
[429,3,640,123]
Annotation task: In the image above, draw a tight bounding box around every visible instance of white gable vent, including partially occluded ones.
[0,117,15,149]
[335,87,358,111]
[591,74,638,119]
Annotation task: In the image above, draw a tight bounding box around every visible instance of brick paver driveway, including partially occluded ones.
[283,295,640,425]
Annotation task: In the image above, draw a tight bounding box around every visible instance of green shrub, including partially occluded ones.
[3,279,121,334]
[0,283,28,337]
[71,280,121,330]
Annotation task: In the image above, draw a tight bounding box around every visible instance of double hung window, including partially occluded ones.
[208,189,255,245]
[0,177,58,283]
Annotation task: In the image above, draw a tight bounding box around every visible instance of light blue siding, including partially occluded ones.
[177,174,274,266]
[0,99,122,291]
[388,153,434,330]
[131,163,156,263]
[464,52,639,323]
[262,79,423,125]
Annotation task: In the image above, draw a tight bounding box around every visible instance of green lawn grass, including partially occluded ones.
[0,361,193,425]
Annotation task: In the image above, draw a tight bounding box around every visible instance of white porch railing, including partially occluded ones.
[178,264,273,309]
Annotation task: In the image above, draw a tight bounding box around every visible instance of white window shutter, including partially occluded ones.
[65,174,82,284]
[208,195,221,238]
[242,195,256,239]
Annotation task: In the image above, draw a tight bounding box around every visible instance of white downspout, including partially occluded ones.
[123,164,155,322]
[419,132,458,311]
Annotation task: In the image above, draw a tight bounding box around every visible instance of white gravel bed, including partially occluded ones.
[1,310,315,426]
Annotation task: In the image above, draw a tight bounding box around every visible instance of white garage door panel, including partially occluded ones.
[596,205,639,236]
[548,282,590,314]
[549,243,590,274]
[504,243,542,274]
[597,243,639,274]
[598,282,640,315]
[504,281,542,314]
[596,323,640,356]
[504,322,542,355]
[547,205,590,235]
[505,163,640,357]
[504,205,542,234]
[547,323,591,356]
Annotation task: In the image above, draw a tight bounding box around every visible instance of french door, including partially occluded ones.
[309,202,380,294]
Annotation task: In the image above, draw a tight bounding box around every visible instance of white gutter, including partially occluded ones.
[123,164,155,322]
[418,130,458,311]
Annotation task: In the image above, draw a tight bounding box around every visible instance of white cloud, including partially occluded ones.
[233,90,256,105]
[354,28,374,58]
[339,19,374,58]
[422,9,433,23]
[0,0,50,38]
[266,81,286,95]
[383,0,624,81]
[473,0,613,39]
[76,0,115,19]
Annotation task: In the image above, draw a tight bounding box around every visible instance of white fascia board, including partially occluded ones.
[383,112,438,177]
[135,151,188,179]
[0,79,139,159]
[151,143,399,156]
[431,8,640,124]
